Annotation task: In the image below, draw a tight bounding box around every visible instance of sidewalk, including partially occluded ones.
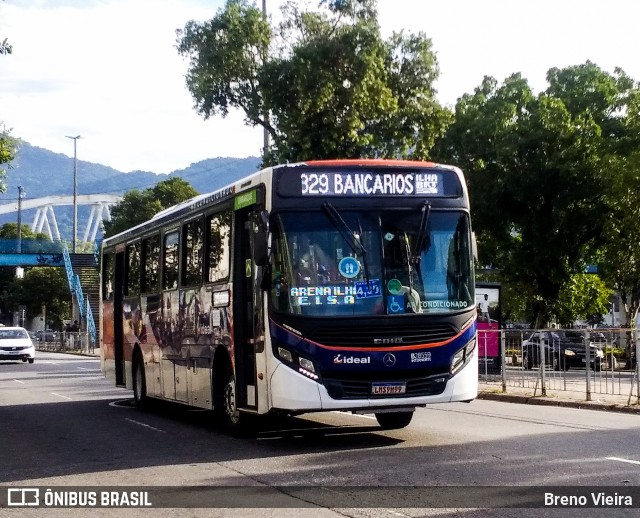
[477,380,640,414]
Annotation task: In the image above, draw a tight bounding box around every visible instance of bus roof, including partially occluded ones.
[300,159,439,168]
[103,159,461,246]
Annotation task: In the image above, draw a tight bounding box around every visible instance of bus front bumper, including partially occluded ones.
[269,350,478,412]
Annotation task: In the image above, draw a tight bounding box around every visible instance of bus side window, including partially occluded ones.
[182,217,204,287]
[102,252,114,301]
[141,234,160,293]
[125,242,141,296]
[205,211,231,283]
[163,231,179,290]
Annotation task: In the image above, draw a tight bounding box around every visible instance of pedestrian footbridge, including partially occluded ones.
[0,193,121,243]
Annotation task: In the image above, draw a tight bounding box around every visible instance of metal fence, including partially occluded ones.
[34,331,95,355]
[478,327,640,406]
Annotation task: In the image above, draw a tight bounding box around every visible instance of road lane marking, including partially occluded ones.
[13,379,25,384]
[125,418,166,433]
[606,457,640,466]
[51,392,73,400]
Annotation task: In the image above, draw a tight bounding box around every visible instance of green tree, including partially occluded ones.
[600,153,640,328]
[0,125,17,193]
[0,222,48,240]
[176,0,450,165]
[1,2,16,192]
[104,178,199,237]
[433,64,631,326]
[553,274,612,328]
[3,268,71,329]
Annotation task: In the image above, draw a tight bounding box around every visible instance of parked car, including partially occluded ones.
[521,330,604,371]
[0,326,35,363]
[35,329,58,342]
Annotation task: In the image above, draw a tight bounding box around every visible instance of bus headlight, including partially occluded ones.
[274,343,320,381]
[298,356,315,373]
[277,347,293,363]
[451,338,476,375]
[298,356,319,380]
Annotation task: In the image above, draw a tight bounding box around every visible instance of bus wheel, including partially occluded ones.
[375,411,414,430]
[132,353,147,410]
[219,372,253,437]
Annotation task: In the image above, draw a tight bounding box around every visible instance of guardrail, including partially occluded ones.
[478,327,640,406]
[34,331,95,355]
[62,246,97,346]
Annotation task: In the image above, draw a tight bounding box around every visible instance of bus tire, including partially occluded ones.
[375,411,414,430]
[132,352,147,410]
[215,368,253,437]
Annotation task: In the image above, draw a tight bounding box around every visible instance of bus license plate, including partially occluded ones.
[371,382,406,395]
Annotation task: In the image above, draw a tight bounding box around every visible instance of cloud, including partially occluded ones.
[1,0,263,174]
[1,0,639,173]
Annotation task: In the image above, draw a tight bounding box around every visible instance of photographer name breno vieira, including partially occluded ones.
[545,492,633,507]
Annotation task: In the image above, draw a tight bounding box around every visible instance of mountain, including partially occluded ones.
[2,141,261,198]
[0,142,262,240]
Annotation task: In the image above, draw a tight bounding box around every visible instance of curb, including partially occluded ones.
[477,390,640,415]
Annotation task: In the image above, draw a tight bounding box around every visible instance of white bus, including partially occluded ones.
[100,159,477,434]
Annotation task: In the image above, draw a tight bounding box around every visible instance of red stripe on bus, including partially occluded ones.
[303,159,437,168]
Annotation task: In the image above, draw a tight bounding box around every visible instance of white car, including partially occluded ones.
[0,327,35,363]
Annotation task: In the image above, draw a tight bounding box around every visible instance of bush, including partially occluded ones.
[603,346,625,359]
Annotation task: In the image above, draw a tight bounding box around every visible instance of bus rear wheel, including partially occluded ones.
[132,353,147,410]
[375,411,414,430]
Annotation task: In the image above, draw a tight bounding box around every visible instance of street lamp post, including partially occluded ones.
[17,185,24,253]
[66,135,82,253]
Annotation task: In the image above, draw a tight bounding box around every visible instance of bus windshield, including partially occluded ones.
[270,209,474,316]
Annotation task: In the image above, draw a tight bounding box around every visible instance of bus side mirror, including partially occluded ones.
[471,232,478,262]
[253,232,269,267]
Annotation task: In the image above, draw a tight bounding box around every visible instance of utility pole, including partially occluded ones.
[66,135,82,253]
[17,185,24,253]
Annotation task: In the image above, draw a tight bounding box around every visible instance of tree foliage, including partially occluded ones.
[0,222,48,240]
[0,125,16,193]
[600,151,640,327]
[433,63,639,326]
[553,274,612,328]
[177,0,450,165]
[1,1,15,192]
[104,178,199,237]
[2,267,71,329]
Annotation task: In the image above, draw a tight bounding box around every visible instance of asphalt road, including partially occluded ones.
[1,351,640,517]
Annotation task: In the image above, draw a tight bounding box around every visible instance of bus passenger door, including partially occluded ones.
[114,251,125,386]
[232,209,263,412]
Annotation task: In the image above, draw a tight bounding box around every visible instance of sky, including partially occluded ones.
[1,0,640,175]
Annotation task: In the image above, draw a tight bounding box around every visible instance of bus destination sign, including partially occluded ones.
[277,169,462,197]
[300,171,441,196]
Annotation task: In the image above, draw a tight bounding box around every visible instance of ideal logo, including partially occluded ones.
[333,354,370,364]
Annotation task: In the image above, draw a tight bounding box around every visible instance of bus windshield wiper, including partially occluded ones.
[411,201,431,265]
[321,202,367,257]
[321,203,372,282]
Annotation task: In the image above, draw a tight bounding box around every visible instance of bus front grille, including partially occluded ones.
[310,323,457,347]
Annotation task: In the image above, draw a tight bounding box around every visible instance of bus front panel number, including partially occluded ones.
[371,382,406,395]
[301,173,329,195]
